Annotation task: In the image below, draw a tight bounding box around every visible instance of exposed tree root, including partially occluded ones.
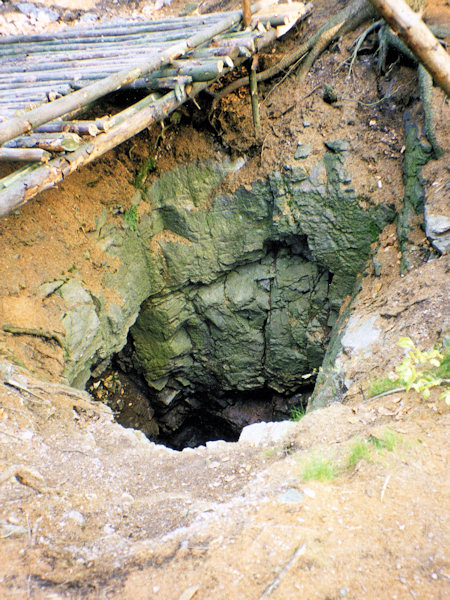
[211,0,376,108]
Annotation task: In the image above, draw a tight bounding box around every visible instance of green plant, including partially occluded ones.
[367,376,400,398]
[395,337,448,401]
[135,156,157,188]
[379,428,399,452]
[368,428,400,452]
[290,405,307,422]
[124,205,139,231]
[368,338,449,403]
[347,438,371,469]
[301,455,339,481]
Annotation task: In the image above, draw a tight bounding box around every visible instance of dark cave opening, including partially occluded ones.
[88,362,313,451]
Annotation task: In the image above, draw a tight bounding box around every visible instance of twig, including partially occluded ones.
[380,473,391,502]
[249,56,261,137]
[346,19,382,79]
[260,543,307,597]
[262,51,308,104]
[365,386,406,401]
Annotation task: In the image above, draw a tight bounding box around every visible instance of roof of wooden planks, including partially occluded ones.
[0,1,311,218]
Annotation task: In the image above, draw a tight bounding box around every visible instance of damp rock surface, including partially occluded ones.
[124,155,389,400]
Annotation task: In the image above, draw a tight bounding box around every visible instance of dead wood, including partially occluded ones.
[368,0,450,95]
[0,11,246,146]
[213,0,372,104]
[0,148,50,162]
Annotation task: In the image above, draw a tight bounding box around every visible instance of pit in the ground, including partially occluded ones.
[88,365,312,450]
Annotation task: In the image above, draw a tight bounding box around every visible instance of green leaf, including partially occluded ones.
[397,337,415,349]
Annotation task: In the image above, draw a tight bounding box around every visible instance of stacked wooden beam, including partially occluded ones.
[0,2,311,217]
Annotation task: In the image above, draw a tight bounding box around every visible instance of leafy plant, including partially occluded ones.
[124,205,139,231]
[395,337,448,401]
[368,338,449,404]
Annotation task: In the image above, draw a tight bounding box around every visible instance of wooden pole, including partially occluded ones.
[243,0,252,28]
[4,132,83,152]
[34,121,100,136]
[249,55,261,138]
[0,13,232,45]
[0,86,200,217]
[0,11,245,145]
[368,0,450,96]
[0,148,50,162]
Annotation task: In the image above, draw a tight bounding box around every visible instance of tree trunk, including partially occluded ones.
[368,0,450,95]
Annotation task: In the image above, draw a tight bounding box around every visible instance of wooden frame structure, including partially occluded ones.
[0,1,311,218]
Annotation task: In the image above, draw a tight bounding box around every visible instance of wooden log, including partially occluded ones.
[0,77,227,216]
[0,148,50,162]
[0,44,170,68]
[368,0,450,95]
[190,46,240,60]
[0,58,225,86]
[125,75,193,90]
[4,132,83,152]
[34,121,100,136]
[0,33,188,57]
[249,56,261,137]
[101,93,162,129]
[0,10,247,145]
[0,89,184,215]
[1,42,241,73]
[243,0,252,28]
[64,12,229,33]
[0,13,233,44]
[0,28,202,49]
[0,26,253,65]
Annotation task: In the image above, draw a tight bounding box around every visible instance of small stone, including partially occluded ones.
[0,521,27,538]
[294,144,313,160]
[325,139,350,153]
[67,510,85,526]
[302,120,312,127]
[278,488,305,504]
[103,524,115,535]
[322,85,338,104]
[303,487,316,499]
[40,280,65,297]
[239,421,297,445]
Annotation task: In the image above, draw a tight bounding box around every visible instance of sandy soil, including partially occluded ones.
[0,1,449,598]
[0,358,448,599]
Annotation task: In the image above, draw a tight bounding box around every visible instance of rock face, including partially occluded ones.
[56,149,392,395]
[122,151,391,403]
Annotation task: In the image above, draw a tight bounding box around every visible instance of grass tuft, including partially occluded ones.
[368,428,400,452]
[301,455,339,481]
[290,405,307,422]
[367,377,400,398]
[347,438,371,469]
